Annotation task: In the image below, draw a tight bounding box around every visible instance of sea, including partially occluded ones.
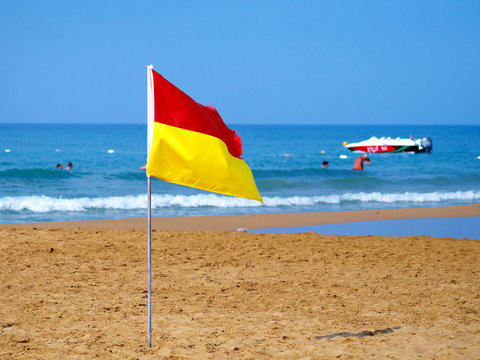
[0,123,479,224]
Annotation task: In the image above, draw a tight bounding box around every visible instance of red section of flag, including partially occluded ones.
[152,70,243,159]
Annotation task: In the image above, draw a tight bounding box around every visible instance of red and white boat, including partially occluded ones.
[344,136,432,153]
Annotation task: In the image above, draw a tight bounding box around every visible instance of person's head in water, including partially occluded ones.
[322,161,329,168]
[56,163,62,169]
[66,162,72,170]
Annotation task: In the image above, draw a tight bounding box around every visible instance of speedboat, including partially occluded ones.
[344,136,432,153]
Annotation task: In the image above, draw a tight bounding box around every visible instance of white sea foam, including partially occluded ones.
[1,191,480,213]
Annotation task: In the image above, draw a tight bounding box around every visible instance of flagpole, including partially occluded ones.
[147,174,152,348]
[146,64,154,349]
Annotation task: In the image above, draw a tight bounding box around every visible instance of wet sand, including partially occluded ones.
[1,204,480,359]
[3,203,479,231]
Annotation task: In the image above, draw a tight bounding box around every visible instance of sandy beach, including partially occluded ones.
[3,203,479,231]
[1,205,480,359]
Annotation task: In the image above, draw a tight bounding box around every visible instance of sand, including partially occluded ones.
[3,203,480,231]
[1,205,480,359]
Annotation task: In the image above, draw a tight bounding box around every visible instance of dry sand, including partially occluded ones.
[1,205,480,359]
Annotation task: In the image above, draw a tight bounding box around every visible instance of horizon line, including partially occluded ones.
[0,122,478,126]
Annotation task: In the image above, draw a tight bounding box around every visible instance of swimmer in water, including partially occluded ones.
[353,154,370,171]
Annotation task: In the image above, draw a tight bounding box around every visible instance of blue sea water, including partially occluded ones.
[251,217,480,240]
[0,123,479,223]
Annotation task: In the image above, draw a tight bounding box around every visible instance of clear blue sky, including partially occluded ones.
[1,1,479,125]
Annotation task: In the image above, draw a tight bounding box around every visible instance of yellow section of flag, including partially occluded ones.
[147,122,262,202]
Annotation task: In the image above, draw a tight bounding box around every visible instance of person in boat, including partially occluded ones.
[353,154,370,171]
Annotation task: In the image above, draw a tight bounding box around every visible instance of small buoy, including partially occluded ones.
[55,149,61,152]
[321,150,325,154]
[107,149,115,153]
[283,153,292,157]
[339,155,348,159]
[5,149,11,153]
[343,141,348,146]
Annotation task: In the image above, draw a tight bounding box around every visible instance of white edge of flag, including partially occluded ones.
[146,65,154,166]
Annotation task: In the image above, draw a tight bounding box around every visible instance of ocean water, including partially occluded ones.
[0,123,479,223]
[251,217,480,239]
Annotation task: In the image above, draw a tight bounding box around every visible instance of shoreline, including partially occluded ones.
[1,203,479,231]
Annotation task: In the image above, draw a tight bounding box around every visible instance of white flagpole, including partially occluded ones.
[147,174,152,348]
[146,64,154,348]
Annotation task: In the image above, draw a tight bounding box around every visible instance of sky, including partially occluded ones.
[1,1,479,125]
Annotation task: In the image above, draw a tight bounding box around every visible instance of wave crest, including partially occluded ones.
[0,191,479,213]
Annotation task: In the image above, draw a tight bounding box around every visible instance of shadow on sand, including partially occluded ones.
[315,326,401,340]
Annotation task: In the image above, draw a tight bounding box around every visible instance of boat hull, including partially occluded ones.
[346,145,427,153]
[345,137,432,154]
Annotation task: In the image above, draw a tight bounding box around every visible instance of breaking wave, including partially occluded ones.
[1,190,479,213]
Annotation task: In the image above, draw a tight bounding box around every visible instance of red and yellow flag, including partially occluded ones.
[146,66,262,202]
